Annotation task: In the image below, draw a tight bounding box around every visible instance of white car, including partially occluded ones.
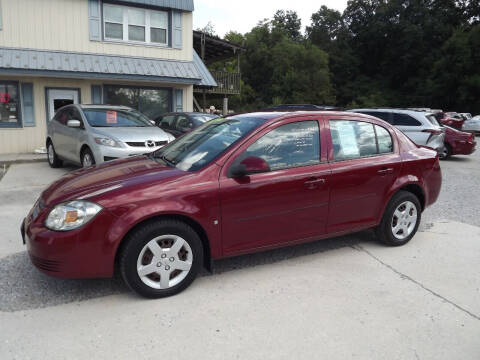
[46,105,175,168]
[462,115,480,135]
[349,108,445,153]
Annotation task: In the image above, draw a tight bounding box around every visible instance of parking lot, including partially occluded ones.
[1,152,479,359]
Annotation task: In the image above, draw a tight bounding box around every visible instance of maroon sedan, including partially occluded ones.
[441,125,476,159]
[22,112,442,298]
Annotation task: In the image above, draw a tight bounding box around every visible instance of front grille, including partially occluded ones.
[104,156,118,162]
[127,141,167,147]
[30,255,61,273]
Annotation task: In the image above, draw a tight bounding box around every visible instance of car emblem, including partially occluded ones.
[145,140,156,148]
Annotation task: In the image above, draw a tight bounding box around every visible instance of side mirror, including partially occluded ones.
[67,119,81,128]
[230,156,270,178]
[150,120,156,125]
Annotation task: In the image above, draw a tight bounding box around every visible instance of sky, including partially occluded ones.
[193,0,349,37]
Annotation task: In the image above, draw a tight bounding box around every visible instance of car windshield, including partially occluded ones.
[83,108,153,128]
[191,114,218,123]
[153,116,265,171]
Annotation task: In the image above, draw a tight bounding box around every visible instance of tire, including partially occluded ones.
[439,144,452,160]
[120,219,204,298]
[47,142,63,168]
[81,147,96,167]
[375,191,421,246]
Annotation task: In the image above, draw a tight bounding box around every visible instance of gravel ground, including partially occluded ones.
[422,148,480,227]
[0,147,478,311]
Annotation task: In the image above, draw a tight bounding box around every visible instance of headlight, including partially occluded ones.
[45,201,103,231]
[94,137,121,148]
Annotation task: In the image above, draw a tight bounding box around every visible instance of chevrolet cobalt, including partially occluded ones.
[23,112,442,298]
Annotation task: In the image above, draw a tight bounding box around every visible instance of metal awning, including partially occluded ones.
[0,47,214,85]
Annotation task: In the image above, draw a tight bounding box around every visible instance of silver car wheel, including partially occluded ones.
[136,235,193,290]
[82,152,93,167]
[48,144,54,164]
[391,201,418,240]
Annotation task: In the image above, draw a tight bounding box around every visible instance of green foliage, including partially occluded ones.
[219,2,479,113]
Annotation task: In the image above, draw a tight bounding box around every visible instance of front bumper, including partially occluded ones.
[22,206,119,279]
[92,143,167,164]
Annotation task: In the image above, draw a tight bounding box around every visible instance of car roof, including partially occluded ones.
[235,111,374,121]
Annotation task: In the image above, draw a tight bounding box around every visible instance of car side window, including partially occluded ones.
[176,116,194,131]
[160,115,176,129]
[54,109,68,125]
[69,108,84,127]
[375,125,393,154]
[241,121,320,171]
[393,113,421,126]
[330,120,377,160]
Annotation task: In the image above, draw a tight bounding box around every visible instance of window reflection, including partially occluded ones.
[245,121,320,171]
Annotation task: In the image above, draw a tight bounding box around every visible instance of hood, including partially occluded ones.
[41,156,185,207]
[92,126,171,142]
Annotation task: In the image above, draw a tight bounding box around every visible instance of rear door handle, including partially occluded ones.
[304,177,326,189]
[377,168,394,176]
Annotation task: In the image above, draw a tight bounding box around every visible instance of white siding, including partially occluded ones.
[0,0,193,61]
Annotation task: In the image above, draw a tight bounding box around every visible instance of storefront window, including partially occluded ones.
[0,82,21,128]
[103,85,171,120]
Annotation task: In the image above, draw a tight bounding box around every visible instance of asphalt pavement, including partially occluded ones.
[0,150,479,359]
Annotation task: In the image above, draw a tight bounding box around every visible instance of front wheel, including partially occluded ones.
[120,220,204,298]
[376,191,421,246]
[81,148,96,167]
[47,142,63,168]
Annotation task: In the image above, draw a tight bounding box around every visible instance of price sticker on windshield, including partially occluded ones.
[106,110,117,124]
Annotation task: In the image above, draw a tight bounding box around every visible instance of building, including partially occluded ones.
[0,0,216,154]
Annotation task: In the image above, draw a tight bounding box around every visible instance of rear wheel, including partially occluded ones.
[47,142,63,168]
[81,147,95,167]
[120,220,204,298]
[376,191,421,246]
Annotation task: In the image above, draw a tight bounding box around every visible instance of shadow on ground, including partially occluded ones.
[0,231,374,312]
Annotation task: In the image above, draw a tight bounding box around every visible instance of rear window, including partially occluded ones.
[426,115,440,126]
[392,113,421,126]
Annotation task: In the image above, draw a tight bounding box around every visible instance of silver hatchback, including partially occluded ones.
[46,105,174,167]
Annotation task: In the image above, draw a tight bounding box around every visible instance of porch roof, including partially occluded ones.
[0,47,215,85]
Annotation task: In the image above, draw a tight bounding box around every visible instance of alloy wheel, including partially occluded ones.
[48,145,54,165]
[136,235,193,290]
[391,201,417,240]
[82,153,93,167]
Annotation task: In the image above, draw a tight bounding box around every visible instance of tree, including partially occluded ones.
[271,10,302,41]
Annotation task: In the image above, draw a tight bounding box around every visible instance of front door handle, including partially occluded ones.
[304,177,326,190]
[377,168,394,176]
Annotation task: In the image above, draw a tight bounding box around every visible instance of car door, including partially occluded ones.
[326,116,402,234]
[51,108,70,159]
[62,107,85,162]
[219,117,331,255]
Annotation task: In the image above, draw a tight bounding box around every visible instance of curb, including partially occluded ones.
[0,158,47,166]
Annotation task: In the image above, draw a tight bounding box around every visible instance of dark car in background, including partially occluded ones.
[155,112,219,138]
